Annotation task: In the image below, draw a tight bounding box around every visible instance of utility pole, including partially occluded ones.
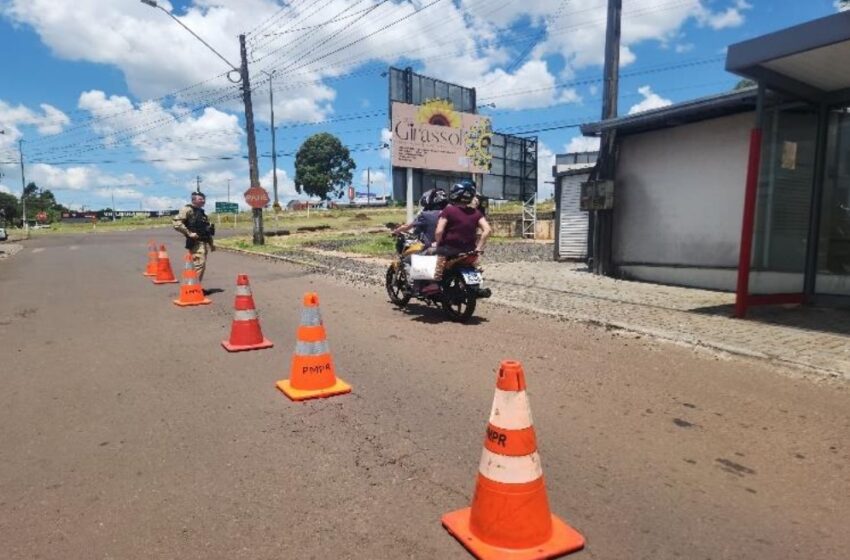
[19,139,28,236]
[240,34,264,245]
[111,188,116,222]
[140,2,264,245]
[227,179,231,203]
[263,70,280,214]
[590,0,621,276]
[195,175,202,192]
[367,167,371,208]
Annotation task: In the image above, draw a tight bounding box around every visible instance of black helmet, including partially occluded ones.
[449,181,476,204]
[419,188,449,210]
[418,189,434,209]
[429,188,448,209]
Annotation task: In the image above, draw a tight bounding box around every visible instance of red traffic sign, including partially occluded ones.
[244,186,270,209]
[36,211,48,223]
[348,185,355,201]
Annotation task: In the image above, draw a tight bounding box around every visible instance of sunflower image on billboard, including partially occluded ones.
[391,100,492,174]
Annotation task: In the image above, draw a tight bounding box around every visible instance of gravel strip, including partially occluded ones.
[0,244,24,260]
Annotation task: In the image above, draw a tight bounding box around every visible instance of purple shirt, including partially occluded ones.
[439,204,483,252]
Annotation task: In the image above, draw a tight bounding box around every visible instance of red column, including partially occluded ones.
[734,128,763,318]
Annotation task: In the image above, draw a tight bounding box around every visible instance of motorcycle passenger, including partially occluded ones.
[391,188,448,248]
[434,181,491,258]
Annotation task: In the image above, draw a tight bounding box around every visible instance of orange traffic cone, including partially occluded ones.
[276,293,351,401]
[221,274,274,352]
[152,244,179,284]
[173,253,211,307]
[143,240,158,277]
[442,360,585,560]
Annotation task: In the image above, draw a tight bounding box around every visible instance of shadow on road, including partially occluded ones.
[392,301,490,326]
[203,288,226,296]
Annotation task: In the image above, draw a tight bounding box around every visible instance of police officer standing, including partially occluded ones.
[173,191,215,283]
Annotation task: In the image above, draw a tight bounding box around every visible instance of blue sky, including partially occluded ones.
[0,0,843,211]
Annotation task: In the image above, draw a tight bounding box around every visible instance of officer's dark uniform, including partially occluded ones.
[173,193,215,282]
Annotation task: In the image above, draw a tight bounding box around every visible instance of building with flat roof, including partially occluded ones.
[579,10,850,315]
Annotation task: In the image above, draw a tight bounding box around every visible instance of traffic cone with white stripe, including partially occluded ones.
[173,252,211,307]
[276,292,351,401]
[143,240,158,277]
[152,244,179,284]
[221,274,274,352]
[442,360,585,560]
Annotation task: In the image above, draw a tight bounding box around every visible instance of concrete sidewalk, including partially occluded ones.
[485,261,850,380]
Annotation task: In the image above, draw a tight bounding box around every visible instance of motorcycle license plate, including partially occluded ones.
[461,270,482,285]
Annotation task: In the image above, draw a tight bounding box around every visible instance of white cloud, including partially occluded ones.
[536,142,556,201]
[77,90,243,173]
[478,60,578,110]
[0,100,70,151]
[0,184,11,194]
[565,136,600,154]
[697,0,752,30]
[379,128,392,160]
[675,43,695,54]
[836,0,850,11]
[259,167,298,199]
[26,163,150,192]
[628,86,673,115]
[360,168,387,188]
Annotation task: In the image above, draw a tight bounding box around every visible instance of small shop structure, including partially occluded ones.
[576,11,850,314]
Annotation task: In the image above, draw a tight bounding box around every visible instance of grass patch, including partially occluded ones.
[337,235,396,257]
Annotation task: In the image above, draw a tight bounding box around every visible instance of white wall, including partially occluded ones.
[614,111,755,269]
[619,265,803,293]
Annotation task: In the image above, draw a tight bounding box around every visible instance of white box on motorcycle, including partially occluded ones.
[410,254,439,280]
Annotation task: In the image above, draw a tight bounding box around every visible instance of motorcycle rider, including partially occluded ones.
[434,180,491,258]
[391,188,448,296]
[391,188,448,248]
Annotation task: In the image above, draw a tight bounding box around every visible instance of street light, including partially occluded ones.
[261,70,280,213]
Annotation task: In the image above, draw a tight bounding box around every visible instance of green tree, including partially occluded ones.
[0,192,19,225]
[19,183,69,223]
[294,133,356,200]
[23,182,38,198]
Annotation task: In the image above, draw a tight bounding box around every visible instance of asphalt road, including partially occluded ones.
[0,230,848,560]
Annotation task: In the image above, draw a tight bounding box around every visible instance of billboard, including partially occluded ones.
[391,101,492,174]
[388,67,476,113]
[388,67,538,201]
[481,134,538,201]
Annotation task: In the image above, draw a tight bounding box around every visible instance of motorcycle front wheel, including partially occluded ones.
[385,265,411,307]
[441,271,477,323]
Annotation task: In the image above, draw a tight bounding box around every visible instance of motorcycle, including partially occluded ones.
[385,233,491,323]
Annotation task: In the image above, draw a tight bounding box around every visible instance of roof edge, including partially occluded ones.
[580,88,758,137]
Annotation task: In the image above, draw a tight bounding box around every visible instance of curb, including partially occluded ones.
[221,245,847,382]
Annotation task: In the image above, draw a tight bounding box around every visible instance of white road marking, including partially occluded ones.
[31,248,45,254]
[69,246,79,251]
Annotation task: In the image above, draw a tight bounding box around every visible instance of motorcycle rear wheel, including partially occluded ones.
[441,271,477,323]
[386,265,411,307]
